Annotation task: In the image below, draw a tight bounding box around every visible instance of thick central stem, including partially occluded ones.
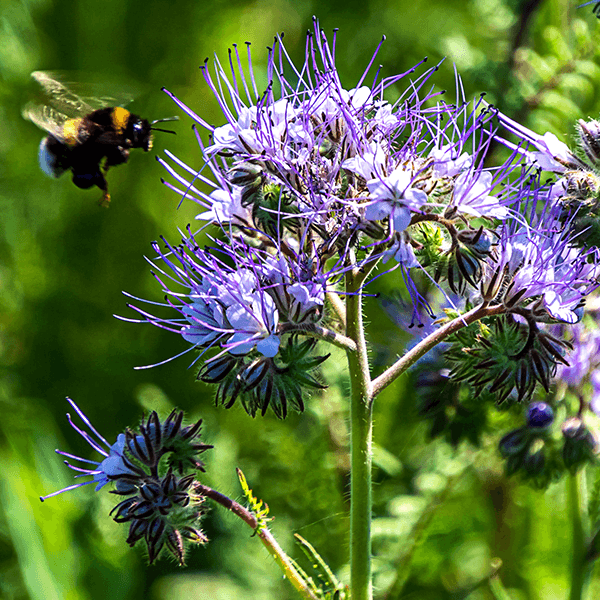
[345,269,373,600]
[568,470,590,600]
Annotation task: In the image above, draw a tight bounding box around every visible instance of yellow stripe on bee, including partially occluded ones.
[111,107,130,134]
[63,118,83,146]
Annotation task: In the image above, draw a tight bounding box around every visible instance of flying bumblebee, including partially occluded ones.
[23,71,177,206]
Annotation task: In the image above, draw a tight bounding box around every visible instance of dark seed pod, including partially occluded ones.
[562,417,597,470]
[523,447,545,476]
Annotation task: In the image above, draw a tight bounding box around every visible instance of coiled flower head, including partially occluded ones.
[41,399,212,565]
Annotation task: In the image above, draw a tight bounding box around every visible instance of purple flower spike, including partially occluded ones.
[484,179,600,323]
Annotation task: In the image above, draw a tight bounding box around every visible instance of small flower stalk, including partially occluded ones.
[42,399,212,565]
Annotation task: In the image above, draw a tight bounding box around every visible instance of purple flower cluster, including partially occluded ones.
[555,305,600,416]
[124,20,600,413]
[137,25,505,352]
[160,40,526,240]
[481,181,599,324]
[40,398,136,501]
[124,233,331,367]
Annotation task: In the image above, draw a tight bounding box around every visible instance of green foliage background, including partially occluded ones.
[3,0,600,598]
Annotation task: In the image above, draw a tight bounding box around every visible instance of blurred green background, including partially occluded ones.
[3,0,600,598]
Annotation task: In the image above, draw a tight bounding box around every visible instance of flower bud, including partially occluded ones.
[527,402,554,429]
[562,417,592,441]
[577,119,600,166]
[229,161,264,187]
[562,417,597,470]
[564,170,600,201]
[456,227,493,258]
[499,428,528,457]
[523,447,545,476]
[505,453,524,476]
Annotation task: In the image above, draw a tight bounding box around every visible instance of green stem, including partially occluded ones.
[196,484,319,600]
[327,290,347,329]
[568,470,591,600]
[345,268,373,600]
[488,560,512,600]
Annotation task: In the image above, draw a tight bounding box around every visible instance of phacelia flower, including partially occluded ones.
[126,236,284,362]
[158,21,531,271]
[493,111,600,249]
[482,179,600,324]
[493,110,585,173]
[450,169,506,219]
[124,233,333,417]
[555,299,600,417]
[40,398,137,500]
[128,20,600,417]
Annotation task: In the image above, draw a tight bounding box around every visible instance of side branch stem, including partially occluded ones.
[327,291,347,329]
[197,484,319,600]
[280,322,357,352]
[370,303,505,398]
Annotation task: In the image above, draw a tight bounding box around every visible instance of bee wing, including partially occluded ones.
[30,71,99,116]
[22,101,71,139]
[31,71,135,114]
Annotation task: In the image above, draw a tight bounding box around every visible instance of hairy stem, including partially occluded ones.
[327,290,347,329]
[370,303,505,398]
[346,267,373,600]
[279,322,357,353]
[196,484,319,600]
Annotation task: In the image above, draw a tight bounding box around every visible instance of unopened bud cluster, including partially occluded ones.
[107,410,212,564]
[445,314,572,404]
[498,402,597,483]
[42,400,212,565]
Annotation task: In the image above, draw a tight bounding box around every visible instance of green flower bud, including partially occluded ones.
[499,428,528,457]
[562,417,597,470]
[577,119,600,166]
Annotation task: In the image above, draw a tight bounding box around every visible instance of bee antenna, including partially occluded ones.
[151,127,177,135]
[151,116,179,125]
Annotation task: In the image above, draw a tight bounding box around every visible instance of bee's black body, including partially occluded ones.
[38,106,153,204]
[24,72,173,205]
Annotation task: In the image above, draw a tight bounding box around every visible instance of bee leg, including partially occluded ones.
[105,146,130,169]
[95,174,111,207]
[99,191,111,208]
[72,168,110,207]
[72,168,105,190]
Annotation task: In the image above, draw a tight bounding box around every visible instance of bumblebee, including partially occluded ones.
[24,71,176,206]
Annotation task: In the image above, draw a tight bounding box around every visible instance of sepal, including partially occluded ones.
[199,337,328,418]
